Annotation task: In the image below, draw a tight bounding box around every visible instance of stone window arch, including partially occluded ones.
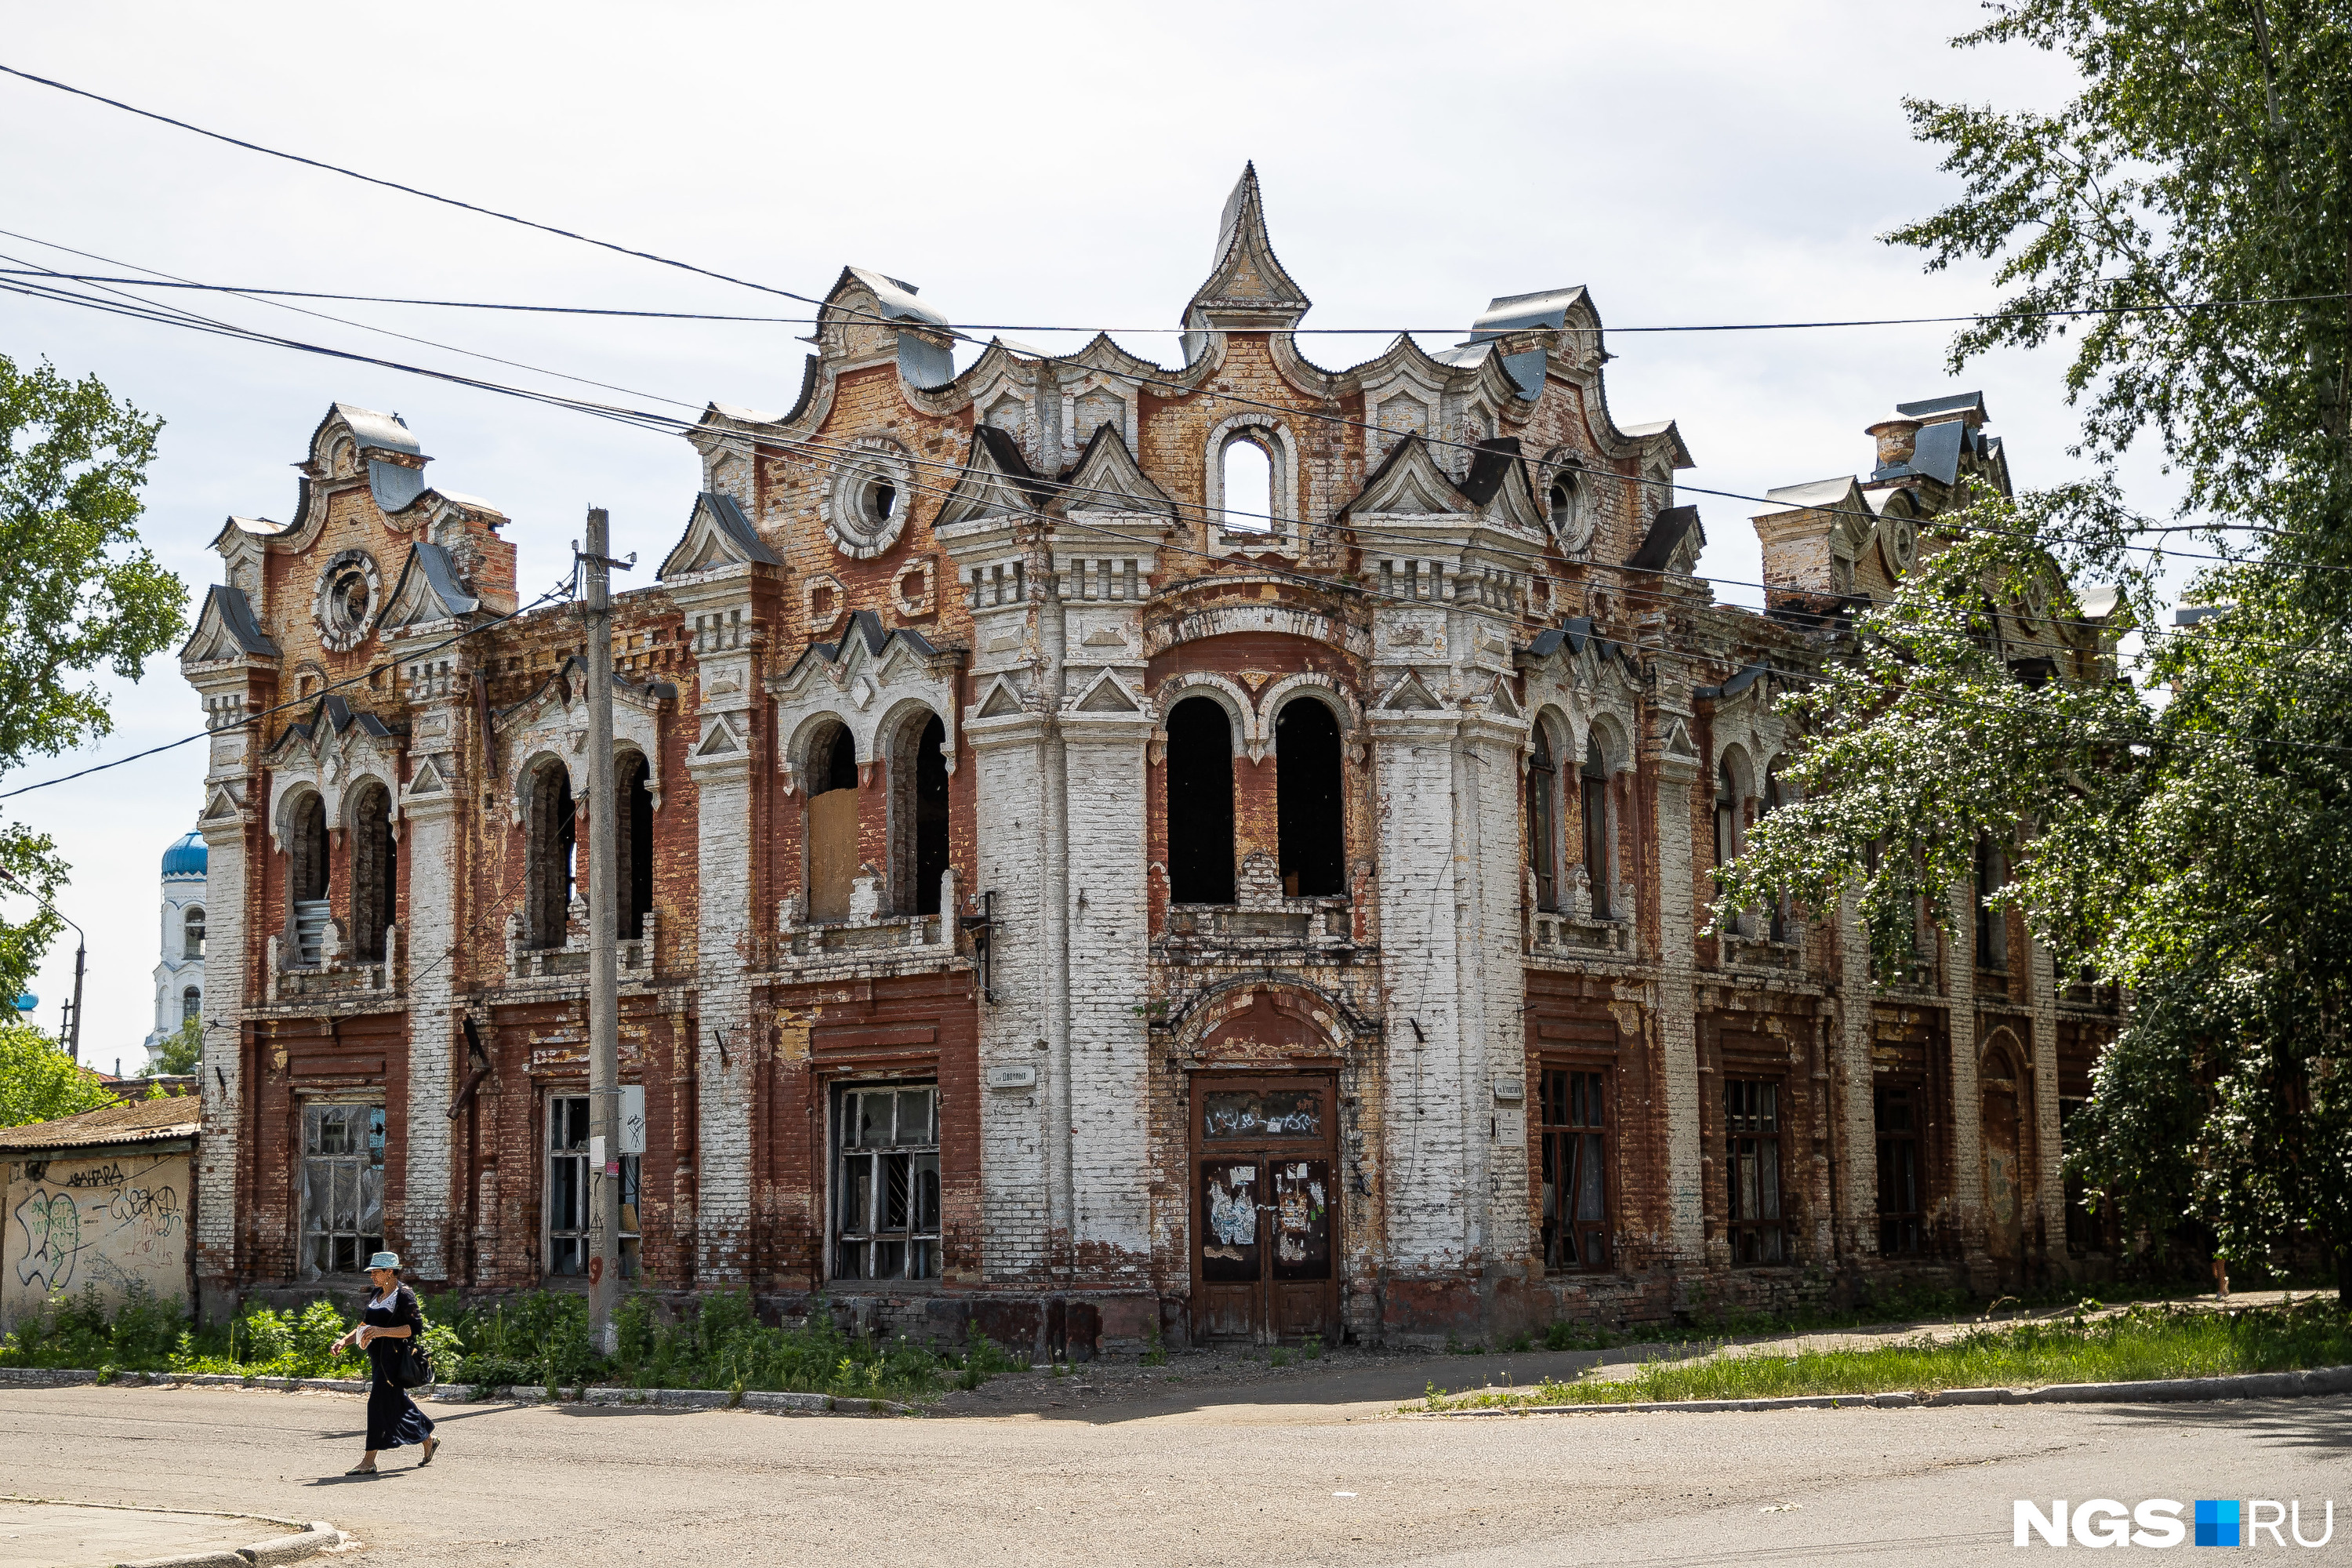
[348,780,397,964]
[1273,694,1344,898]
[1165,695,1236,905]
[804,719,860,924]
[1203,413,1298,542]
[524,757,576,950]
[180,984,201,1028]
[1714,745,1755,870]
[615,749,655,942]
[182,906,205,960]
[884,705,952,917]
[1581,717,1633,920]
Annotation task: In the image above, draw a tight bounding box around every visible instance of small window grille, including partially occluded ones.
[833,1083,940,1281]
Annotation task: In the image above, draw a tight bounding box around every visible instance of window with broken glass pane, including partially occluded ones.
[1724,1078,1785,1264]
[1538,1067,1610,1271]
[833,1083,940,1281]
[546,1093,640,1279]
[299,1102,384,1279]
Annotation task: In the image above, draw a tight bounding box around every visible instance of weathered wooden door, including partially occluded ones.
[1191,1076,1338,1345]
[1981,1073,2025,1272]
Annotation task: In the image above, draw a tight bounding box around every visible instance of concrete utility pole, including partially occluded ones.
[583,506,623,1353]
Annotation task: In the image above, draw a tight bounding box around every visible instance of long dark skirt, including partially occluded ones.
[365,1370,435,1451]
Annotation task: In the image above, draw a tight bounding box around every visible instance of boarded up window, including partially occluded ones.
[1581,739,1613,919]
[806,723,859,923]
[1527,727,1558,910]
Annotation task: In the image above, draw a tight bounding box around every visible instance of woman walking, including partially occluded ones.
[332,1251,439,1475]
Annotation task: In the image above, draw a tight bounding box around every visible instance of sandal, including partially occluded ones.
[419,1437,440,1467]
[345,1465,378,1476]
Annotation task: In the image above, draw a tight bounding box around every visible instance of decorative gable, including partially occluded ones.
[1051,423,1175,519]
[375,542,482,637]
[934,426,1052,529]
[1341,434,1475,519]
[658,491,781,579]
[180,585,282,668]
[493,656,670,818]
[1182,165,1313,363]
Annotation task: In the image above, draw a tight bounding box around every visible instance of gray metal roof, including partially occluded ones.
[201,585,281,658]
[332,403,420,454]
[1467,285,1588,342]
[397,541,482,618]
[1896,390,1987,424]
[369,461,426,513]
[844,267,949,328]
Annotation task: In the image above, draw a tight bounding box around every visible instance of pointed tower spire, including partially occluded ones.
[1181,163,1312,363]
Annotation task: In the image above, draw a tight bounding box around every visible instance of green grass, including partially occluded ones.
[1414,1300,2352,1410]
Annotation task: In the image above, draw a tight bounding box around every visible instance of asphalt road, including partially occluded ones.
[2,1377,2344,1566]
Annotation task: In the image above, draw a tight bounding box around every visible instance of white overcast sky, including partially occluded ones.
[0,0,2187,1062]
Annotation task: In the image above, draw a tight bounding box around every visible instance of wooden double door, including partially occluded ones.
[1190,1074,1339,1345]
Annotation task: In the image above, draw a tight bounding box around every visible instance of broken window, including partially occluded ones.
[525,761,576,949]
[1165,696,1235,904]
[1724,1078,1785,1264]
[888,713,950,916]
[1274,697,1344,898]
[805,722,859,923]
[183,905,205,960]
[287,792,328,966]
[1875,1084,1923,1255]
[833,1083,939,1281]
[299,1102,384,1279]
[546,1093,640,1279]
[1581,736,1613,919]
[1974,835,2009,971]
[615,752,655,942]
[349,782,396,963]
[1539,1067,1610,1271]
[1527,726,1559,910]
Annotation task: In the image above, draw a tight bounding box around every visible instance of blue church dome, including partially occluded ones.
[162,829,207,880]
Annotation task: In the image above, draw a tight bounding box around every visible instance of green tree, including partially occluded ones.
[153,1014,201,1075]
[0,1021,114,1127]
[1717,2,2352,1298]
[0,354,186,1006]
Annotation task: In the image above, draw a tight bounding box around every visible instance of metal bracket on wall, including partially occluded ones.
[960,888,996,1003]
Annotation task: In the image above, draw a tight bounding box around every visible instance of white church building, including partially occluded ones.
[143,826,206,1066]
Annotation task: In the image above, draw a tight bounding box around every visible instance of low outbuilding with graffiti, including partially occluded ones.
[2,1097,201,1333]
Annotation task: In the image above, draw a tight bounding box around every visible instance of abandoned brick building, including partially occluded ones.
[181,168,2122,1348]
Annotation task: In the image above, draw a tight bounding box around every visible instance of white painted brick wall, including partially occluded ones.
[1650,753,1704,1263]
[399,789,460,1277]
[969,715,1054,1279]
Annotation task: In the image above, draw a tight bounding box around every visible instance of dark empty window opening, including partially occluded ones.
[527,763,576,949]
[287,792,328,966]
[617,752,655,942]
[807,722,860,924]
[1581,738,1612,920]
[1166,696,1236,904]
[1275,699,1344,898]
[1713,756,1744,871]
[1528,727,1559,910]
[349,782,396,963]
[183,906,205,960]
[891,714,951,916]
[1875,1084,1923,1255]
[1974,835,2009,971]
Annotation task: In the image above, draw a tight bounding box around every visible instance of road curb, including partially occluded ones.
[0,1497,343,1568]
[0,1366,907,1415]
[1407,1363,2352,1417]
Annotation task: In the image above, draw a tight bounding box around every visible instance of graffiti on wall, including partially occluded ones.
[3,1151,190,1323]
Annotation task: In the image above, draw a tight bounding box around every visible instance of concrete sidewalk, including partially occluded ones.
[0,1498,337,1568]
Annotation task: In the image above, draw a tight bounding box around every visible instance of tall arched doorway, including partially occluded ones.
[1186,989,1341,1347]
[1980,1034,2031,1283]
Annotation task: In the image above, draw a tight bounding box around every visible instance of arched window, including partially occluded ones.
[526,762,576,949]
[1581,737,1613,920]
[615,753,655,942]
[182,906,205,960]
[1762,768,1790,943]
[1165,696,1235,904]
[1526,726,1559,910]
[349,782,397,963]
[1275,699,1345,898]
[1713,756,1744,869]
[180,985,201,1026]
[806,722,860,924]
[287,792,328,965]
[1221,435,1274,534]
[889,714,951,916]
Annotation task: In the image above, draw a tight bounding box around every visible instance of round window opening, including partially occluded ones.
[824,437,915,561]
[311,549,382,652]
[865,477,897,526]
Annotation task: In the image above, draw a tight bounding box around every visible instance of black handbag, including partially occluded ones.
[388,1289,434,1388]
